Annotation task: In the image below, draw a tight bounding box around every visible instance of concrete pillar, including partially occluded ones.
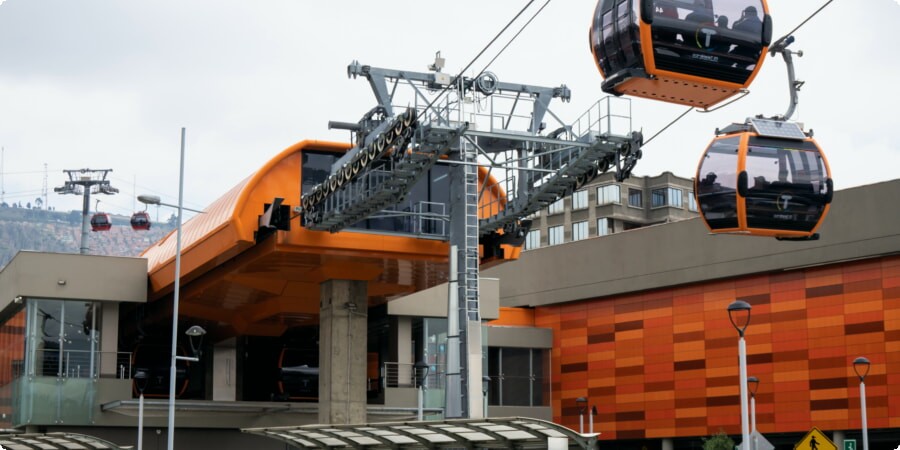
[318,279,367,425]
[662,438,674,450]
[99,303,119,377]
[832,431,845,450]
[212,338,237,401]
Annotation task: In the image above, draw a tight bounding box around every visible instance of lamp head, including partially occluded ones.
[852,356,871,381]
[185,325,206,337]
[747,376,759,397]
[414,360,429,388]
[576,396,587,412]
[137,194,161,206]
[727,300,752,336]
[134,368,149,394]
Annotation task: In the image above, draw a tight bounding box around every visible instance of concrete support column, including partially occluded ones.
[99,303,119,377]
[212,338,237,401]
[319,279,367,425]
[832,431,845,450]
[662,438,674,450]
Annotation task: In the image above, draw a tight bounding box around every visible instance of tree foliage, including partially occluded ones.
[703,430,736,450]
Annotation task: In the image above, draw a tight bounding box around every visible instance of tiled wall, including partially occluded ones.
[536,255,900,440]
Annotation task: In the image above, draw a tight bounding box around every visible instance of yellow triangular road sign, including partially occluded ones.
[794,427,837,450]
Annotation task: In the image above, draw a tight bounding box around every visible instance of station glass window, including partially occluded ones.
[486,347,549,407]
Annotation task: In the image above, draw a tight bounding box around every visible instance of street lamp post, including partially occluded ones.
[728,300,752,450]
[576,397,587,434]
[134,369,149,450]
[852,357,870,450]
[414,361,429,421]
[748,376,759,450]
[137,127,196,450]
[482,376,491,418]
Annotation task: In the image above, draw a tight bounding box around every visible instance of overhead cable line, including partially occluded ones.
[422,0,543,114]
[770,0,837,49]
[643,107,694,146]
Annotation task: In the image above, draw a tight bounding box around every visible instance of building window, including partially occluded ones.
[628,188,642,208]
[547,199,564,215]
[548,225,564,246]
[597,185,621,205]
[688,191,698,212]
[597,218,613,236]
[572,190,588,210]
[652,187,683,208]
[572,221,588,241]
[525,230,541,250]
[487,347,549,407]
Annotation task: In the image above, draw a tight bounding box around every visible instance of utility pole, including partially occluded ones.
[54,169,118,254]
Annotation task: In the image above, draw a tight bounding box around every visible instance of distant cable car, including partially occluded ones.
[590,0,772,108]
[694,118,832,239]
[130,211,151,231]
[90,213,112,232]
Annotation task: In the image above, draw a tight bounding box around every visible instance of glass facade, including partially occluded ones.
[12,299,101,426]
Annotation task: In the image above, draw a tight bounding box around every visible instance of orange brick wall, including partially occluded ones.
[535,255,900,440]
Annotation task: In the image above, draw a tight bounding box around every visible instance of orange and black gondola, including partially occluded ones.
[90,213,112,232]
[590,0,772,108]
[694,118,832,239]
[130,211,151,231]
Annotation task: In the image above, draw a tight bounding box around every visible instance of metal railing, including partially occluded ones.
[26,350,132,379]
[382,362,445,389]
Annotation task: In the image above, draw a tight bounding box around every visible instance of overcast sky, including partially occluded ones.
[0,0,898,217]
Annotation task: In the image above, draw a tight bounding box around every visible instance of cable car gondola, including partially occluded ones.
[130,211,151,231]
[90,213,112,232]
[694,118,832,239]
[590,0,772,108]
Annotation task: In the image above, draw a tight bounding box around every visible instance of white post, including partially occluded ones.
[579,411,584,434]
[589,407,594,434]
[738,337,750,450]
[750,394,757,450]
[138,392,144,450]
[860,380,868,450]
[417,384,424,421]
[167,127,186,450]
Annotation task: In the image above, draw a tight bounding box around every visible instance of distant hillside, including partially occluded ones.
[0,206,175,268]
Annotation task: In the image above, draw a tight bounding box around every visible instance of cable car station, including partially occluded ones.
[1,3,898,449]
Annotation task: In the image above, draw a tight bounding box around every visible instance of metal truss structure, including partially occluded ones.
[296,56,644,419]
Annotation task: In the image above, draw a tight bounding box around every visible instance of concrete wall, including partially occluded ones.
[0,251,147,319]
[487,180,900,307]
[387,277,500,319]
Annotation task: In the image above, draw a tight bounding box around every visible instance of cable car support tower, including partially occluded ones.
[54,169,119,254]
[298,56,644,418]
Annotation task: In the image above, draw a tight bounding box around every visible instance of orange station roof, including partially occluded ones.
[141,139,517,337]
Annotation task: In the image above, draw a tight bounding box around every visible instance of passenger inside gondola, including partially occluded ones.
[730,5,763,64]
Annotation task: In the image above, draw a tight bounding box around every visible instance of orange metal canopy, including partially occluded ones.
[141,139,518,337]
